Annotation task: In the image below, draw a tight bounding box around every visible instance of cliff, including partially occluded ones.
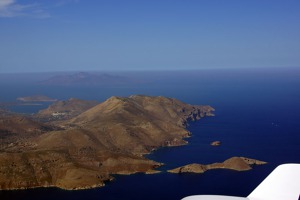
[0,95,214,190]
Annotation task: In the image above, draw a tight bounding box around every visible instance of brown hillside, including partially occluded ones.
[0,95,214,190]
[0,115,55,152]
[35,98,99,121]
[62,95,215,154]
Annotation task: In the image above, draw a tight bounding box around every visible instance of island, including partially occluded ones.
[210,141,221,146]
[168,157,267,174]
[39,72,133,86]
[0,95,215,190]
[17,95,57,102]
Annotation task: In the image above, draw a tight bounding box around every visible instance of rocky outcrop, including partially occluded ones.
[168,157,267,174]
[0,95,214,190]
[210,141,221,146]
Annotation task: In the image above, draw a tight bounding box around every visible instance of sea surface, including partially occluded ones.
[0,68,299,200]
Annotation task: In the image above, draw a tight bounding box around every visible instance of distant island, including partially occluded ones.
[210,141,221,146]
[168,157,267,174]
[39,72,134,86]
[0,95,215,190]
[17,95,57,102]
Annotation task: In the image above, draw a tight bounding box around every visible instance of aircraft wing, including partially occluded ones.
[182,195,248,200]
[182,164,300,200]
[248,164,300,200]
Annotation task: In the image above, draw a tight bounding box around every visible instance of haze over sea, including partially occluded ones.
[0,68,299,200]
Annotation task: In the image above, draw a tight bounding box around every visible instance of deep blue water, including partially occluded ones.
[0,68,299,200]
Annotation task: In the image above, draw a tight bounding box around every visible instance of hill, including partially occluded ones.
[35,98,99,121]
[0,114,56,152]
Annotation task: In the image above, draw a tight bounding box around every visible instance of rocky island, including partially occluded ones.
[0,95,214,190]
[210,141,221,146]
[168,157,267,174]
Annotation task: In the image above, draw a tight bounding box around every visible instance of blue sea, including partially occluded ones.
[0,68,299,200]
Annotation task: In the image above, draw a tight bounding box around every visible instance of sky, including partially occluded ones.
[0,0,300,73]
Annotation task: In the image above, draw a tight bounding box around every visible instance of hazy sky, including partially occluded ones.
[0,0,300,72]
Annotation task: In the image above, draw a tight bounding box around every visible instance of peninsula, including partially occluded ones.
[0,95,214,190]
[35,98,99,121]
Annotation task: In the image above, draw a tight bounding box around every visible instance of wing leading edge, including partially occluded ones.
[248,163,300,200]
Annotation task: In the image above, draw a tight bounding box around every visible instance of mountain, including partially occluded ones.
[63,95,215,154]
[39,72,132,86]
[0,95,214,190]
